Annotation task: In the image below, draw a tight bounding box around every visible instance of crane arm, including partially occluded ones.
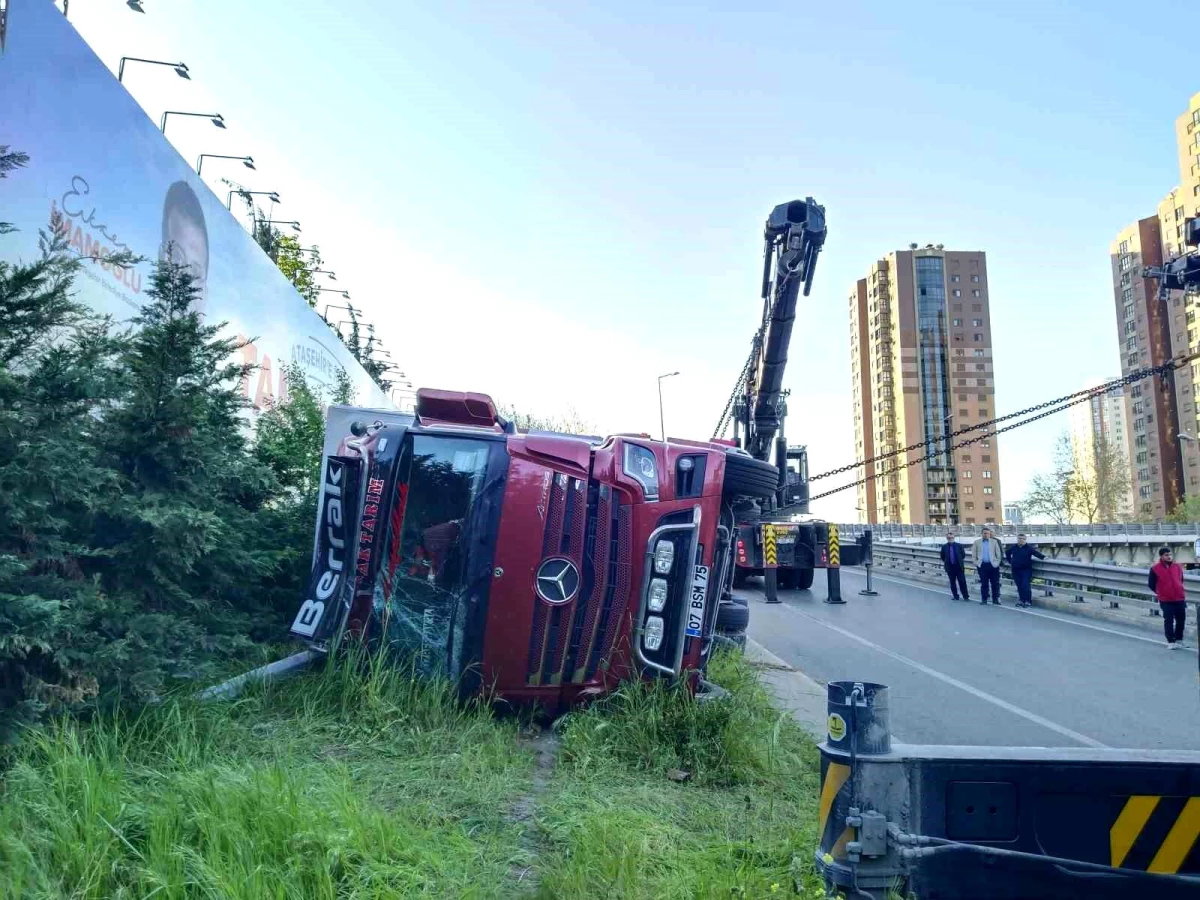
[742,198,827,461]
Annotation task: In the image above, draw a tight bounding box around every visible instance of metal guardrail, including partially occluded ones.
[869,541,1199,637]
[840,522,1200,539]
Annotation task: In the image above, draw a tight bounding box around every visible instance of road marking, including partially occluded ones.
[1111,795,1160,867]
[841,568,1196,652]
[778,602,1110,748]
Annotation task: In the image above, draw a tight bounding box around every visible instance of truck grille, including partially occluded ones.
[527,478,631,685]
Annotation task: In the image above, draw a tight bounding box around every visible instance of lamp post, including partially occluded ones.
[119,57,188,83]
[127,0,145,11]
[227,189,280,210]
[264,220,301,233]
[313,269,336,281]
[160,110,224,135]
[657,371,679,442]
[196,154,254,176]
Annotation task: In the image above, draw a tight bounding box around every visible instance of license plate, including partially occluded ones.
[686,564,709,637]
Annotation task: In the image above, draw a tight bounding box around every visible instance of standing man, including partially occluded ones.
[1148,547,1188,649]
[972,527,1004,606]
[1005,534,1044,608]
[940,531,970,601]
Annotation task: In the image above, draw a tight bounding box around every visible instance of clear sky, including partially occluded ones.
[57,0,1194,521]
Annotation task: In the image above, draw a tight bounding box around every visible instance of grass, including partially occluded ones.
[0,650,828,899]
[535,652,827,899]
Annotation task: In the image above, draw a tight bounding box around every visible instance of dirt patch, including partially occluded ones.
[506,726,560,894]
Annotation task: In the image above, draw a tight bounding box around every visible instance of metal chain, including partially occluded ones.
[714,330,765,439]
[808,351,1200,503]
[809,354,1197,482]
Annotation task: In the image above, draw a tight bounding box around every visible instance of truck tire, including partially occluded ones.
[722,452,780,500]
[715,600,750,633]
[796,567,814,590]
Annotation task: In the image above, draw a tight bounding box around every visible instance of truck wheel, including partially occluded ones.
[722,451,780,500]
[715,600,750,633]
[796,568,814,590]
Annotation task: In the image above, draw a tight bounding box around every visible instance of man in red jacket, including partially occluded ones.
[1148,547,1188,649]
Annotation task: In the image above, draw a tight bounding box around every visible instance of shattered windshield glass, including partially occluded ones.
[375,434,491,679]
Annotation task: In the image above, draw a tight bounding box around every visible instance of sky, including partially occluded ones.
[48,0,1194,521]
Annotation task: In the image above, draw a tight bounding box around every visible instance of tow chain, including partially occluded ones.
[714,331,763,439]
[807,352,1199,503]
[808,355,1197,483]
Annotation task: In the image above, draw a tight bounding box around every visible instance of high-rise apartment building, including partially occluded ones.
[1109,217,1180,519]
[1068,379,1134,519]
[1110,92,1200,518]
[849,245,1003,526]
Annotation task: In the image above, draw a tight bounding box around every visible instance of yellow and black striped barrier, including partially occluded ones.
[762,523,777,568]
[828,523,840,568]
[1110,794,1200,874]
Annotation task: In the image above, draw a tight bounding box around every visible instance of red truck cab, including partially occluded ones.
[291,389,759,714]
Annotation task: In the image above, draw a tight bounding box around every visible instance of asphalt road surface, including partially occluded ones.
[741,566,1200,751]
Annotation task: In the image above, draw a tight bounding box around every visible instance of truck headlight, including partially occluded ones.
[643,615,665,651]
[653,540,674,574]
[648,577,668,613]
[622,443,659,501]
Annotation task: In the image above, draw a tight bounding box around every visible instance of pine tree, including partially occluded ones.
[90,258,280,692]
[0,224,126,732]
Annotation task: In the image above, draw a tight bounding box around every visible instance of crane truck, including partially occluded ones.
[286,202,827,711]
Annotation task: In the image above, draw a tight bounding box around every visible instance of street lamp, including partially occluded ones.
[657,371,679,442]
[119,57,188,82]
[296,247,321,256]
[196,154,254,176]
[265,220,301,233]
[160,111,224,135]
[227,189,280,210]
[127,0,145,11]
[318,289,351,300]
[313,269,336,281]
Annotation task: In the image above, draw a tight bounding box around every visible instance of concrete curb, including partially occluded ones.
[744,637,828,741]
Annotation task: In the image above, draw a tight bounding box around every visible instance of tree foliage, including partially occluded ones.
[500,405,597,435]
[1023,430,1133,525]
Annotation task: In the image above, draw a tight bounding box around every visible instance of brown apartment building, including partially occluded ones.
[850,245,1003,526]
[1110,92,1200,518]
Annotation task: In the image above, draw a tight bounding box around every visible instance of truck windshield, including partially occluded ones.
[374,433,497,680]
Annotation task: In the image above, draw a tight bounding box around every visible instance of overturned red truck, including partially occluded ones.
[290,391,783,711]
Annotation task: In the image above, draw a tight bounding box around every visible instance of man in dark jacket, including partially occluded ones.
[1148,547,1188,649]
[940,531,970,601]
[1005,534,1044,608]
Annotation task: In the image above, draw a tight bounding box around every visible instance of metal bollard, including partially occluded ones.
[825,524,846,604]
[859,529,878,596]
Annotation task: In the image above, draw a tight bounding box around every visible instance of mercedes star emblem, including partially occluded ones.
[535,558,580,605]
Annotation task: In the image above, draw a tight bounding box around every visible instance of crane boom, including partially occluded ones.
[736,198,827,463]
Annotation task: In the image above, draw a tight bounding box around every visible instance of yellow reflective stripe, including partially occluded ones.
[831,826,854,860]
[817,762,850,838]
[1110,795,1160,867]
[1149,797,1200,874]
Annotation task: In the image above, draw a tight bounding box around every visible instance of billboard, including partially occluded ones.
[0,0,387,410]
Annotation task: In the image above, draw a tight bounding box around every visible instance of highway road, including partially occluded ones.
[742,566,1200,751]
